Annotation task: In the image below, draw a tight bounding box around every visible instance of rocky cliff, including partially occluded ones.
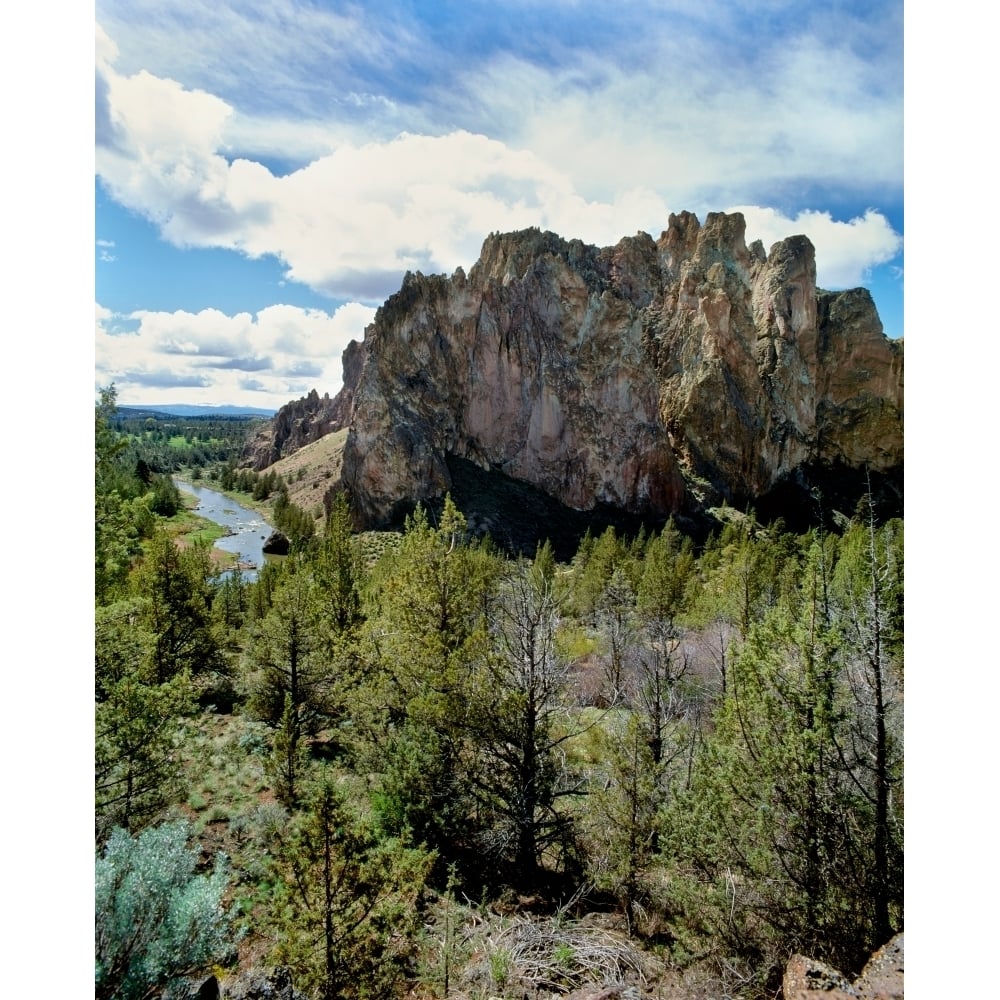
[290,212,903,534]
[242,388,341,470]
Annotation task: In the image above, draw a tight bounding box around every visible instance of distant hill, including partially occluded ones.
[120,404,276,418]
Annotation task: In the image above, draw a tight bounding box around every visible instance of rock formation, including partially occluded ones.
[242,389,340,470]
[264,212,903,534]
[783,933,903,1000]
[261,530,290,556]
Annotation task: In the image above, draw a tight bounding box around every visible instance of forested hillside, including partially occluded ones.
[95,388,903,1000]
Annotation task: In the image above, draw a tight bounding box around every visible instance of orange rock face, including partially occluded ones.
[329,213,902,528]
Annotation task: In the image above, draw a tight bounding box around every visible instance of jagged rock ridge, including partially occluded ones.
[242,388,342,470]
[280,212,904,532]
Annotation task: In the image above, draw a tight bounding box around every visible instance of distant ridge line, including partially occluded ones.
[119,404,276,418]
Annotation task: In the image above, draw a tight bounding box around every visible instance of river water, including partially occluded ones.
[175,479,275,581]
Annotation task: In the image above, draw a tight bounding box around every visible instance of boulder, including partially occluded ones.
[221,966,306,1000]
[854,933,904,1000]
[784,934,903,1000]
[783,955,858,999]
[261,530,290,555]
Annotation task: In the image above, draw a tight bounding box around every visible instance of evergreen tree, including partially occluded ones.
[465,559,580,883]
[584,713,664,936]
[831,509,904,945]
[318,492,363,636]
[595,567,637,704]
[267,773,432,1000]
[96,669,194,839]
[136,530,223,683]
[267,692,312,808]
[360,498,496,865]
[670,544,881,976]
[244,571,335,732]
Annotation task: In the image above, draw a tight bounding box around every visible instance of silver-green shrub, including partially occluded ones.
[95,821,233,1000]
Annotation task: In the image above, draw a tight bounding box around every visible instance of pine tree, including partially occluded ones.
[465,559,580,883]
[267,773,432,1000]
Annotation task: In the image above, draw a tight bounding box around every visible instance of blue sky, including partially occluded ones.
[95,0,904,410]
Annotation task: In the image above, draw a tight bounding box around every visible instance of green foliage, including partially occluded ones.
[134,529,224,684]
[567,526,638,617]
[96,386,151,601]
[829,510,904,944]
[636,520,695,624]
[318,492,363,635]
[96,599,196,837]
[267,692,312,808]
[266,772,433,1000]
[273,489,316,550]
[359,499,498,866]
[95,821,233,1000]
[489,947,513,989]
[243,570,340,731]
[667,541,899,977]
[95,667,194,839]
[96,599,156,696]
[582,713,665,935]
[464,559,580,882]
[148,474,182,517]
[370,720,471,867]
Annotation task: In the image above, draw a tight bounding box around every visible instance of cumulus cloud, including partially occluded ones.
[96,14,901,306]
[126,370,214,389]
[96,54,673,301]
[95,300,376,407]
[730,206,903,289]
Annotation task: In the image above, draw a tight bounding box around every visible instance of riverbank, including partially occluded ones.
[173,477,278,581]
[167,489,241,572]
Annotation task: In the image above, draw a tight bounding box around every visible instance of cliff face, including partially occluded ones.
[242,388,340,470]
[325,211,902,529]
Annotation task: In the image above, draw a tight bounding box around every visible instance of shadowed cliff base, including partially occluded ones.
[755,462,903,532]
[340,454,899,560]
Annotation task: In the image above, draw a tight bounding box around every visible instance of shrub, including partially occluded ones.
[95,821,234,1000]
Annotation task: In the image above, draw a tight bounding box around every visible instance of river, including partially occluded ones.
[175,479,276,581]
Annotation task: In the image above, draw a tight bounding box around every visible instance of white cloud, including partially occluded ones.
[95,300,375,407]
[96,15,901,307]
[729,206,903,289]
[467,36,901,209]
[96,53,675,300]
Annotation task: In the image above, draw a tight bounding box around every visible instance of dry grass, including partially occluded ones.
[263,428,349,531]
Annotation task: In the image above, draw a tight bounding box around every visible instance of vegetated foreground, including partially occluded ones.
[96,388,902,1000]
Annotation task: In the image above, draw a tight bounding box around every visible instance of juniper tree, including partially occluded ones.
[135,529,223,683]
[361,498,496,864]
[465,559,582,884]
[95,669,193,840]
[669,542,881,975]
[244,570,336,733]
[831,507,904,945]
[267,773,432,1000]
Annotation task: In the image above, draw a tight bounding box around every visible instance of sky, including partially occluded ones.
[94,0,905,412]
